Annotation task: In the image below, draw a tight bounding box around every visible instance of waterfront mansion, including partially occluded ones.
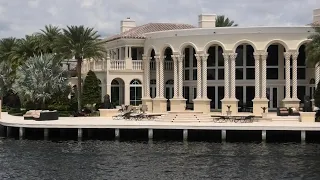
[78,8,320,115]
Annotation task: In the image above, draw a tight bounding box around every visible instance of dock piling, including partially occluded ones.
[183,129,188,141]
[77,128,82,140]
[115,129,120,139]
[44,128,49,140]
[262,130,267,142]
[19,127,24,139]
[6,126,11,137]
[148,129,153,139]
[301,130,306,142]
[221,130,226,142]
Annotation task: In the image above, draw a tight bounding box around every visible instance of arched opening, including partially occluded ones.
[130,79,142,106]
[234,44,255,109]
[265,42,287,109]
[182,45,197,107]
[206,45,225,110]
[163,47,173,71]
[165,79,174,99]
[297,44,307,103]
[111,78,125,106]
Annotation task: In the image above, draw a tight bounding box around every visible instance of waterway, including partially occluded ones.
[0,139,319,179]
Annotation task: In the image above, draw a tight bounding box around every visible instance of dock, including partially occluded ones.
[0,112,320,142]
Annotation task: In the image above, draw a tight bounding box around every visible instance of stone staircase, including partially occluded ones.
[156,111,213,122]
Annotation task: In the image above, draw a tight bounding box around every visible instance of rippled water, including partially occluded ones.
[0,139,319,180]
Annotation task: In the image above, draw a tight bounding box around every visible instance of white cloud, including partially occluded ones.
[0,0,320,38]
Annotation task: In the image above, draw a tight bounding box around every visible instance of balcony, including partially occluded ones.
[81,59,145,72]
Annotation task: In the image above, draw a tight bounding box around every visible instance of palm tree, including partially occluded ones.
[37,25,61,53]
[306,23,320,67]
[12,54,68,109]
[216,15,238,27]
[10,34,44,67]
[54,25,106,112]
[0,37,17,63]
[0,61,14,97]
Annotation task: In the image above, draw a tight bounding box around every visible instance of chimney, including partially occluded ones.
[198,14,217,28]
[313,8,320,24]
[121,17,136,33]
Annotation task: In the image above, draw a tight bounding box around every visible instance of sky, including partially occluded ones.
[0,0,319,38]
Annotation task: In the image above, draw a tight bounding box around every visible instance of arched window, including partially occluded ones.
[130,79,142,106]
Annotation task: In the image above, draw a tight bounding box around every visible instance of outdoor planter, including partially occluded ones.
[99,109,119,117]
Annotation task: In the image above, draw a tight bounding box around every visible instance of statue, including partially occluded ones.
[303,95,312,112]
[103,94,111,109]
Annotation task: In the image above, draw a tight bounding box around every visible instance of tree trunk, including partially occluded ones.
[77,58,82,112]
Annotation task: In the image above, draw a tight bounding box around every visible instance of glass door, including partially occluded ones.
[267,87,278,110]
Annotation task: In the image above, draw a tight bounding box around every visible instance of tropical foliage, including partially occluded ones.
[306,23,320,67]
[82,70,101,106]
[216,15,238,27]
[0,24,106,114]
[12,54,68,108]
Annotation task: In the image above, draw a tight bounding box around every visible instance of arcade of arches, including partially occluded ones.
[111,43,314,115]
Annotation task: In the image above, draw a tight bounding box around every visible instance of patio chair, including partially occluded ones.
[277,107,289,116]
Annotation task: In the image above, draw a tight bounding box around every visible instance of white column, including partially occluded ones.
[253,52,260,98]
[125,46,128,59]
[195,54,202,99]
[229,53,237,99]
[291,51,299,99]
[155,56,160,98]
[261,52,268,99]
[284,52,291,99]
[316,62,320,87]
[202,54,209,99]
[222,53,230,98]
[143,55,150,98]
[129,46,132,59]
[159,56,165,98]
[178,55,184,98]
[171,55,179,98]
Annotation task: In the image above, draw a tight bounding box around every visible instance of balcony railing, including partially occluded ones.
[132,60,143,70]
[110,60,126,70]
[150,61,173,70]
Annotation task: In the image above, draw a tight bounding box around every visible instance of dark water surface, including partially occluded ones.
[0,139,319,180]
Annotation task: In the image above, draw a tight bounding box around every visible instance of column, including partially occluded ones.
[202,54,209,99]
[253,52,260,98]
[284,52,291,99]
[316,62,320,86]
[159,56,165,98]
[125,46,128,59]
[229,53,237,99]
[155,56,160,98]
[178,55,184,98]
[171,55,179,98]
[129,46,132,59]
[222,53,230,98]
[291,51,299,99]
[142,55,150,98]
[261,52,268,99]
[195,54,202,99]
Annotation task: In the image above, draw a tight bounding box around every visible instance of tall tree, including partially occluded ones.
[0,37,17,63]
[216,15,238,27]
[306,23,320,67]
[54,25,106,112]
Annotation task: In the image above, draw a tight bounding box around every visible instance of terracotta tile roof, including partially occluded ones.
[105,23,195,42]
